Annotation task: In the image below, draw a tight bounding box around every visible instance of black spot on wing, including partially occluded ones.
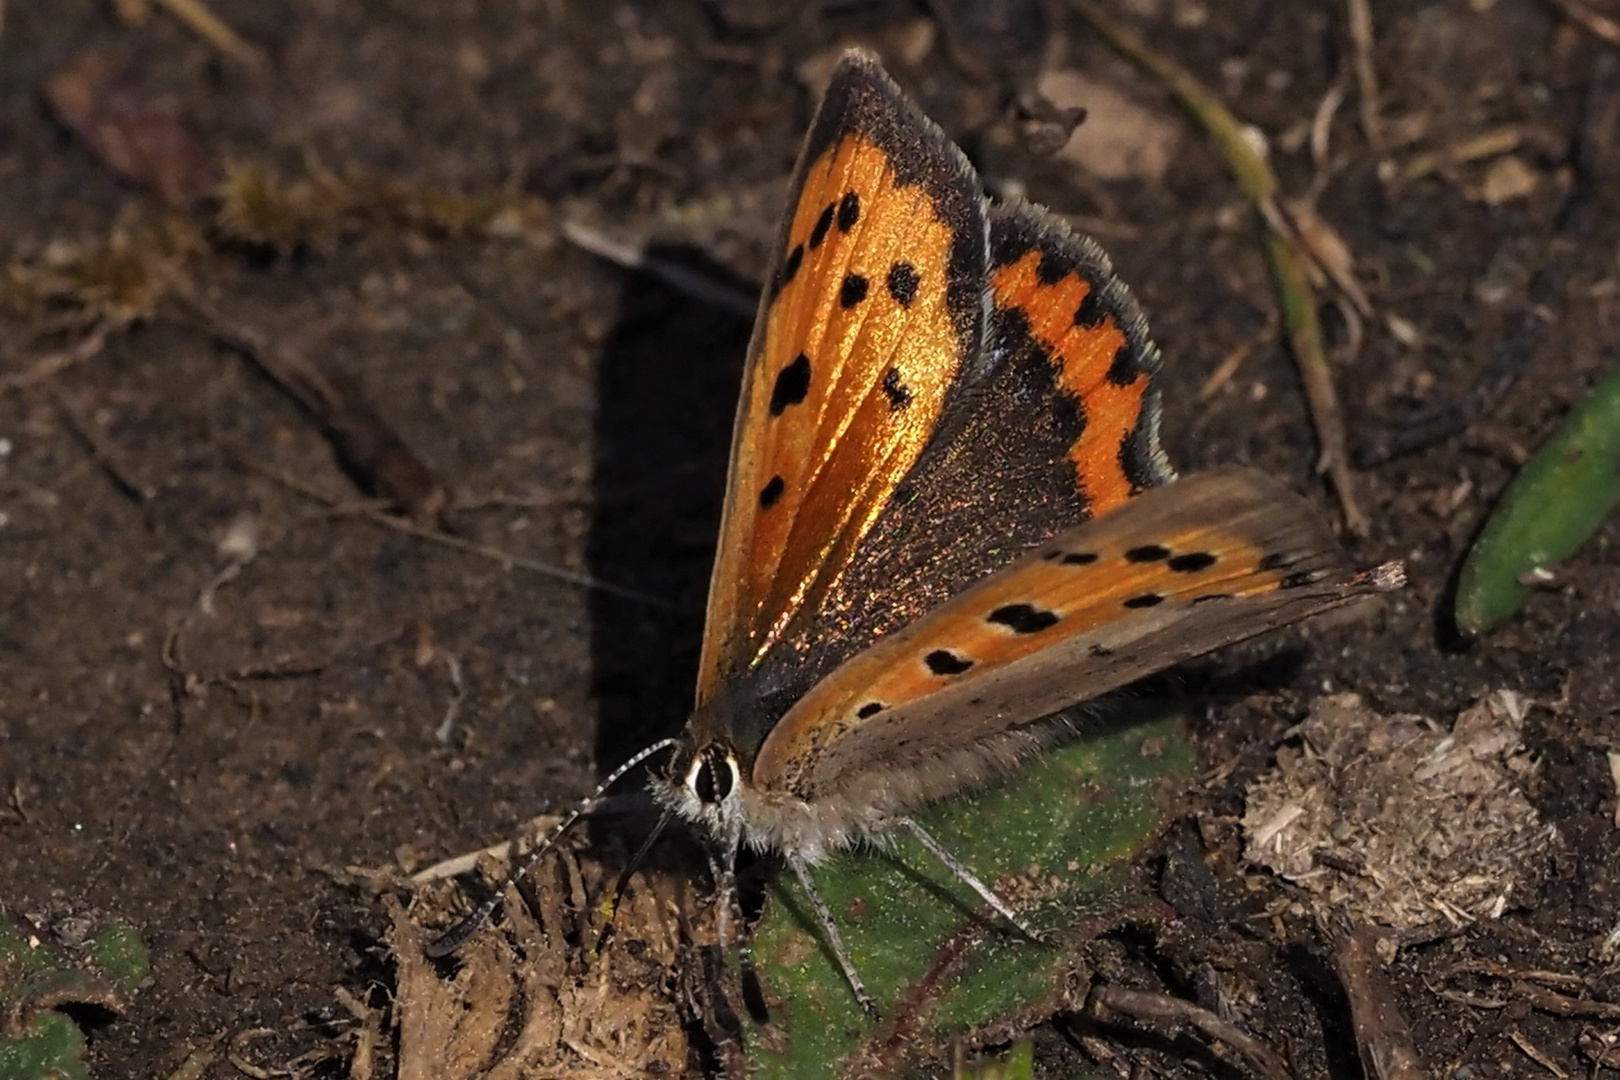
[759,476,785,509]
[1073,287,1105,329]
[1191,593,1232,604]
[1281,570,1324,589]
[856,701,885,718]
[837,190,860,231]
[809,202,835,249]
[770,244,806,300]
[1107,342,1144,387]
[989,197,1172,499]
[987,603,1060,634]
[1168,552,1218,573]
[924,649,973,675]
[1123,593,1164,609]
[1035,251,1068,285]
[881,367,912,412]
[840,273,869,308]
[1125,544,1170,562]
[769,353,811,415]
[886,261,919,307]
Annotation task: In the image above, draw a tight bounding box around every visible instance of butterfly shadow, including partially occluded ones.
[581,246,760,1053]
[585,244,753,774]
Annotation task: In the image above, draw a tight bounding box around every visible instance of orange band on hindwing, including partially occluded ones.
[991,249,1153,516]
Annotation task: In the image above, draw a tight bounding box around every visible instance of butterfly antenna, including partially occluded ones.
[424,736,682,959]
[594,809,673,954]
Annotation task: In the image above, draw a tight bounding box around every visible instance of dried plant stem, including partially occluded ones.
[227,445,670,607]
[1543,0,1620,47]
[153,0,270,72]
[1089,984,1295,1080]
[0,319,118,393]
[1325,916,1429,1080]
[1345,0,1383,150]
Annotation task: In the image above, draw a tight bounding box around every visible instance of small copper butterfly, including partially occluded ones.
[431,50,1401,1016]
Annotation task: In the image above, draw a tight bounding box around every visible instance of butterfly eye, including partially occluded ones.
[688,743,738,805]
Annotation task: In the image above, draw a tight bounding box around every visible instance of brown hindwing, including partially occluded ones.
[754,468,1377,800]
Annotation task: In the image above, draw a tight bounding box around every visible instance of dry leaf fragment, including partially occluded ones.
[43,51,216,206]
[1479,156,1540,205]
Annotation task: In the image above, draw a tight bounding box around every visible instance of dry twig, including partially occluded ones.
[1399,127,1523,184]
[561,218,756,319]
[1089,984,1294,1080]
[1543,0,1620,47]
[1325,916,1428,1080]
[1443,960,1620,1019]
[153,0,270,72]
[409,814,569,883]
[1345,0,1383,150]
[1578,1029,1620,1070]
[175,285,454,523]
[52,387,156,502]
[0,320,118,393]
[1507,1027,1569,1078]
[226,445,669,606]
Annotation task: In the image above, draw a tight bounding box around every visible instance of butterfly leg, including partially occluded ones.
[702,833,772,1021]
[787,853,878,1017]
[705,822,745,954]
[896,817,1041,942]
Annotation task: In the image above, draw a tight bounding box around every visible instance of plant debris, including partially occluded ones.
[1243,691,1557,933]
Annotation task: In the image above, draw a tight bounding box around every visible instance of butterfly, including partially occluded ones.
[430,49,1400,1017]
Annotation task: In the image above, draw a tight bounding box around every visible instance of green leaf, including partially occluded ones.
[82,923,150,996]
[0,1012,89,1080]
[0,914,150,1080]
[743,706,1194,1078]
[1456,364,1620,636]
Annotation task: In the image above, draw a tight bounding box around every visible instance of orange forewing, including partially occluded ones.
[754,468,1375,797]
[698,102,979,704]
[992,250,1154,515]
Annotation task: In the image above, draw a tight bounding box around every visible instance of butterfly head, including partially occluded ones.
[651,734,748,846]
[686,740,742,808]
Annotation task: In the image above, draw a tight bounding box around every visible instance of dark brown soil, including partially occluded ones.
[3,1,1618,1077]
